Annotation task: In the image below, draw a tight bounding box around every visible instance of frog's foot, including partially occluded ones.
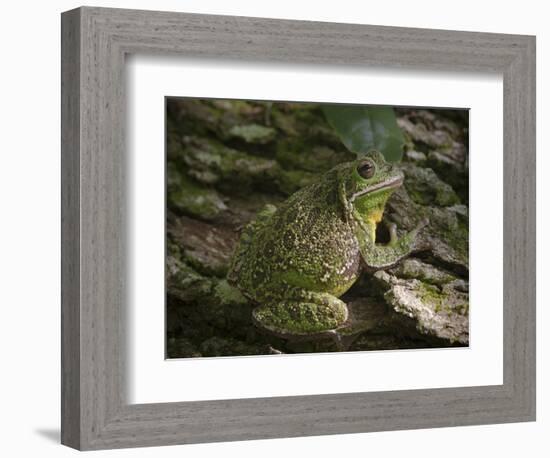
[387,218,428,246]
[252,293,348,337]
[360,218,430,270]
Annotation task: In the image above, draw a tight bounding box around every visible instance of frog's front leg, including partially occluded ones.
[357,218,429,270]
[252,290,348,336]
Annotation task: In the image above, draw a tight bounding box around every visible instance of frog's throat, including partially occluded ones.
[348,174,403,203]
[350,178,401,243]
[354,207,384,242]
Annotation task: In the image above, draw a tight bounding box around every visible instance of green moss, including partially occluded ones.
[426,151,468,204]
[168,171,227,220]
[455,302,469,315]
[416,282,468,315]
[214,279,247,306]
[417,282,447,312]
[167,337,202,358]
[228,124,277,144]
[166,237,183,261]
[405,201,469,268]
[276,145,354,173]
[276,169,319,195]
[402,165,460,207]
[166,255,215,302]
[199,336,265,357]
[438,216,469,263]
[178,136,284,194]
[406,187,427,205]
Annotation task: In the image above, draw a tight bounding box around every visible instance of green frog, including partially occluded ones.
[227,151,428,336]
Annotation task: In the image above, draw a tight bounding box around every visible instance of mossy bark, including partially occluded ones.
[166,100,469,357]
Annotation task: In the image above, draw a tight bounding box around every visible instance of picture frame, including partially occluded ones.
[61,6,536,450]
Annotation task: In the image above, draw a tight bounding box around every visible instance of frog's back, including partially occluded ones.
[228,175,361,301]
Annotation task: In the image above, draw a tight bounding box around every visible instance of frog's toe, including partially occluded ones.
[386,222,398,245]
[252,298,348,336]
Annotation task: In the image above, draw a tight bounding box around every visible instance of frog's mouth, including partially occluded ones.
[350,174,404,202]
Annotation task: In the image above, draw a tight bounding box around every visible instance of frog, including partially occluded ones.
[227,150,428,337]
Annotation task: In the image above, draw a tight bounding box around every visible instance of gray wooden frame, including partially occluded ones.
[61,6,536,451]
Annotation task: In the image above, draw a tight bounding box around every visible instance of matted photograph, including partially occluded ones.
[165,98,469,358]
[60,7,536,450]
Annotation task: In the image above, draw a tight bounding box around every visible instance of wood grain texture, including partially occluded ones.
[61,6,536,450]
[60,7,81,449]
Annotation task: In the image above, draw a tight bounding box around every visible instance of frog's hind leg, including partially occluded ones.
[252,291,348,336]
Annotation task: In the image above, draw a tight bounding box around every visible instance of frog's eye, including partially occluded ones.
[357,160,376,179]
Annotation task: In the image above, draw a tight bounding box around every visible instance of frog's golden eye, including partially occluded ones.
[357,160,376,179]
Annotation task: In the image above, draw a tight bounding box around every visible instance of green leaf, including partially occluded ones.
[322,105,405,162]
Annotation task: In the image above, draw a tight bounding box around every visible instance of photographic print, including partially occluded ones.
[165,98,469,358]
